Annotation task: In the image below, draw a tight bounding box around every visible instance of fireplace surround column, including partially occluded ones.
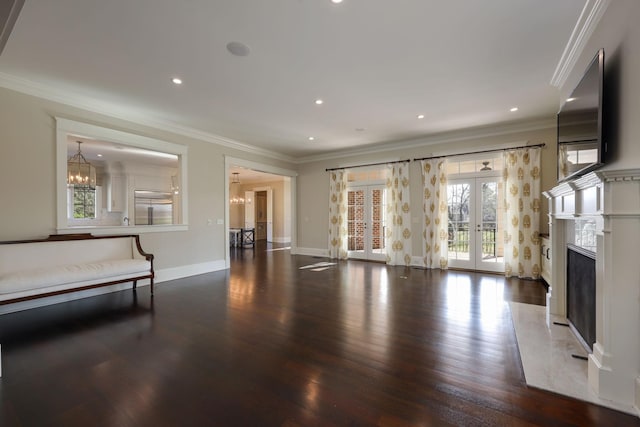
[544,169,640,414]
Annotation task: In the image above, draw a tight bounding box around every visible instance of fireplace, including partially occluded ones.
[543,169,640,412]
[566,244,596,351]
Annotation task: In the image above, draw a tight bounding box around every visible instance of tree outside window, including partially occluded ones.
[72,185,96,219]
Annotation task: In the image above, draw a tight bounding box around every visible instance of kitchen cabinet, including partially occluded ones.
[108,174,126,212]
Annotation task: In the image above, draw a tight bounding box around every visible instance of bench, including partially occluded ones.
[0,233,154,306]
[0,233,154,376]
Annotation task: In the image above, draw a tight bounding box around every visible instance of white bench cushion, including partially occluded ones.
[0,238,140,276]
[0,259,151,295]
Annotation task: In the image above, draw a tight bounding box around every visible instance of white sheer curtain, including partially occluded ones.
[328,170,348,259]
[503,147,542,278]
[385,162,412,266]
[421,159,449,269]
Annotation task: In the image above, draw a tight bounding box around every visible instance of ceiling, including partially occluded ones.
[0,0,587,161]
[67,138,178,169]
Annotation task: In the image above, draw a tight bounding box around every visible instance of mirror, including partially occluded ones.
[56,118,188,233]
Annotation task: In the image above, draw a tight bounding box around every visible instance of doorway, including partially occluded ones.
[447,177,504,273]
[245,189,272,241]
[347,185,387,261]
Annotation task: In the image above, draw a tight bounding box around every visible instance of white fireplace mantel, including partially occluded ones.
[543,168,640,414]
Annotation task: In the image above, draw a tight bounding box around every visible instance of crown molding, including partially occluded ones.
[295,117,556,164]
[550,0,611,88]
[0,72,295,163]
[595,168,640,182]
[0,71,555,167]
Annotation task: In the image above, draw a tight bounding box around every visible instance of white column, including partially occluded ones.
[588,172,640,409]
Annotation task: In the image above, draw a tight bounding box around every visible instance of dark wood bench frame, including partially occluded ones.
[0,233,154,306]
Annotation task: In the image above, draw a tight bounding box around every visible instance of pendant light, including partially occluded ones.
[230,172,245,204]
[67,141,96,187]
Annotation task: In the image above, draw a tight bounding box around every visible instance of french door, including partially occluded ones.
[347,185,387,261]
[447,177,504,273]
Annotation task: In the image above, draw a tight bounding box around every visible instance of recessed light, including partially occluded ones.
[172,77,183,85]
[510,107,519,112]
[315,99,323,105]
[226,41,251,57]
[417,114,425,119]
[566,97,576,102]
[97,154,103,157]
[308,137,315,141]
[331,0,343,3]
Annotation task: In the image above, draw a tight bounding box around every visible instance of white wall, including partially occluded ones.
[0,87,295,276]
[561,0,640,171]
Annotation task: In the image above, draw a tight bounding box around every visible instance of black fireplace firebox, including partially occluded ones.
[566,244,596,351]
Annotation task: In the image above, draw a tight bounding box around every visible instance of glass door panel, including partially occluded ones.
[347,189,366,258]
[447,181,472,268]
[447,178,504,273]
[348,186,386,261]
[476,177,504,272]
[370,188,386,257]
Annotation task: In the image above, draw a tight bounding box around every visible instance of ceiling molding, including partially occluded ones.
[0,71,296,163]
[0,70,556,167]
[550,0,611,88]
[295,118,556,164]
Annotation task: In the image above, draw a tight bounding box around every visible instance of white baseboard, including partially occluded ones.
[0,260,228,315]
[636,377,640,417]
[270,236,291,244]
[155,260,227,283]
[294,247,330,258]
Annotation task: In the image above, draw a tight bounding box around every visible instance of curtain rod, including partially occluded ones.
[325,158,410,172]
[412,143,546,162]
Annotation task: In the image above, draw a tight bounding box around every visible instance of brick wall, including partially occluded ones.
[348,189,385,252]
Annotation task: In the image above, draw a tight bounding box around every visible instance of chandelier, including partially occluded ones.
[230,172,245,204]
[67,141,96,187]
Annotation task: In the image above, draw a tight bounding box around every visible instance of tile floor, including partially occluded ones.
[510,302,636,415]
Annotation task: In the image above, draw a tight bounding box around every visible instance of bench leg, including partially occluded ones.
[150,279,154,296]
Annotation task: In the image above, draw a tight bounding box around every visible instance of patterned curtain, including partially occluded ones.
[421,159,449,269]
[503,147,542,279]
[558,144,568,179]
[328,170,348,259]
[385,162,412,266]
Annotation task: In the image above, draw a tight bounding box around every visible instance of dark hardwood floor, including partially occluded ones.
[1,242,638,426]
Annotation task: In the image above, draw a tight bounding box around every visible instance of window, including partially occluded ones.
[56,118,189,233]
[446,156,503,176]
[72,185,96,219]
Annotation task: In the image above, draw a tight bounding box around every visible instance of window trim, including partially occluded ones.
[56,118,189,235]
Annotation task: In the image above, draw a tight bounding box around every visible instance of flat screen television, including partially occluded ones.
[557,49,605,182]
